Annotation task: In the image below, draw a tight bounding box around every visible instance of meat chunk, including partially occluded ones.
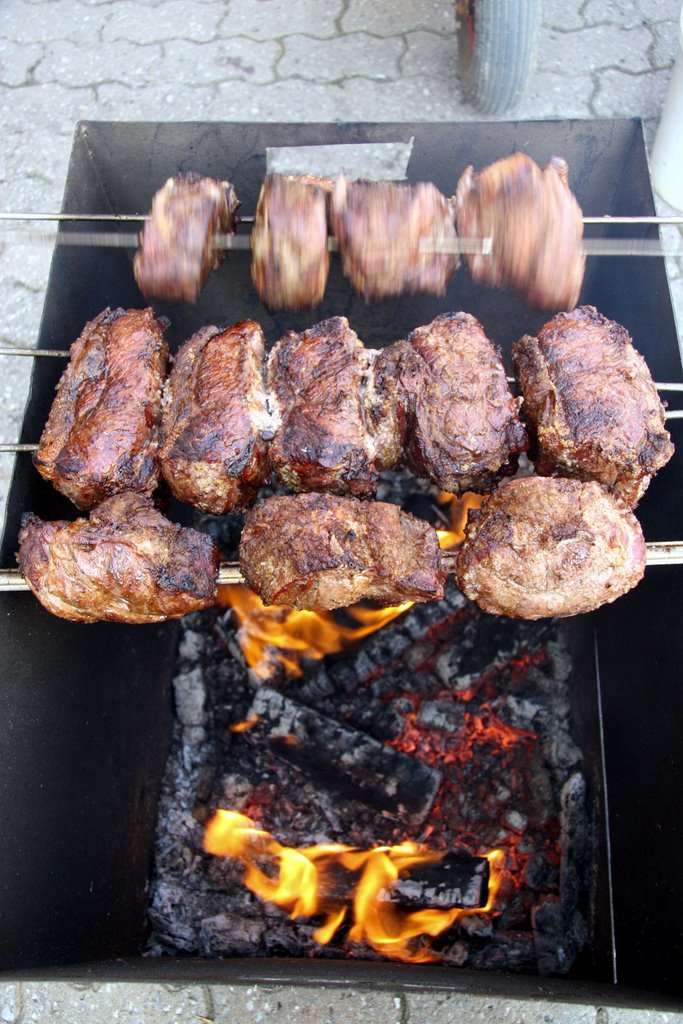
[251,173,330,310]
[18,492,220,623]
[513,306,674,507]
[134,172,239,303]
[267,316,401,498]
[455,153,584,309]
[330,178,459,300]
[456,477,646,619]
[239,492,446,610]
[404,312,528,494]
[34,307,168,510]
[160,320,270,514]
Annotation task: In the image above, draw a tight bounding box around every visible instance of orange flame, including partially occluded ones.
[204,809,503,963]
[221,492,483,679]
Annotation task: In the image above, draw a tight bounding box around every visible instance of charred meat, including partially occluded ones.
[134,172,239,303]
[330,178,459,300]
[513,306,674,507]
[456,477,646,619]
[160,320,270,514]
[18,491,220,623]
[34,307,167,510]
[404,312,528,494]
[267,316,402,498]
[240,492,446,610]
[251,174,330,310]
[455,153,584,309]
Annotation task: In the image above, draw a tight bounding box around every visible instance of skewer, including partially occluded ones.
[0,351,681,397]
[0,540,681,593]
[2,211,683,226]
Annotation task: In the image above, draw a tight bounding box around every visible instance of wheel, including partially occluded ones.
[456,0,541,115]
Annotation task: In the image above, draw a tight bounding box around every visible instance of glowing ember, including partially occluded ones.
[204,809,503,963]
[220,491,484,679]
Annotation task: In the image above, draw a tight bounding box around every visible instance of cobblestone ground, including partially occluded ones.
[1,2,683,1017]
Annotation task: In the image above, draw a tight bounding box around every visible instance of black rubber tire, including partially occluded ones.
[457,0,541,115]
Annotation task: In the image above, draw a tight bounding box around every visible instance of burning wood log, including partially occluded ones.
[245,687,442,827]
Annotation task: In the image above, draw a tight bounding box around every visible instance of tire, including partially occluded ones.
[456,0,541,115]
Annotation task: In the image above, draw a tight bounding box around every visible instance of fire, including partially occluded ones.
[204,809,504,963]
[220,491,484,679]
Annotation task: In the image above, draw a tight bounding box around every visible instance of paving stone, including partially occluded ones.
[278,32,405,83]
[161,37,282,87]
[400,29,462,81]
[541,0,587,32]
[35,38,164,88]
[219,0,340,43]
[584,0,680,27]
[96,81,220,119]
[0,39,44,86]
[101,0,223,43]
[0,82,97,132]
[342,0,455,37]
[540,24,653,76]
[214,77,345,122]
[0,982,211,1023]
[210,985,399,1023]
[1,0,102,44]
[515,71,597,120]
[592,66,672,118]
[651,20,682,68]
[407,992,596,1024]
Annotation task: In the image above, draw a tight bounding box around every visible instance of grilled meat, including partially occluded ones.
[267,316,403,498]
[455,153,584,309]
[18,491,220,623]
[330,178,459,300]
[513,306,674,507]
[34,307,167,510]
[251,174,330,310]
[456,477,646,619]
[240,492,446,610]
[404,312,528,494]
[159,320,270,514]
[134,172,239,303]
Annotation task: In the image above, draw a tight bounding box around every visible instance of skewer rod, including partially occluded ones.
[3,211,683,226]
[0,542,681,593]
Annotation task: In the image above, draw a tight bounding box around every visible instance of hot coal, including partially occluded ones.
[246,686,442,826]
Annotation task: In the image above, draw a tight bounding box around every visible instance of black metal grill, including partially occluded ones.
[0,120,681,1006]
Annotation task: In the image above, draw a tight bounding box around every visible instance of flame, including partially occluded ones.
[204,809,503,963]
[220,491,483,679]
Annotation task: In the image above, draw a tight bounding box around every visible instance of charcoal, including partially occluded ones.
[559,772,587,909]
[172,666,206,728]
[246,687,442,826]
[532,898,587,976]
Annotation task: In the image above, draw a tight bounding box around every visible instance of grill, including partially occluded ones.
[0,119,682,1007]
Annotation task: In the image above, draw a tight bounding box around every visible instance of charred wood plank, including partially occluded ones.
[383,851,489,909]
[318,851,489,910]
[246,687,442,827]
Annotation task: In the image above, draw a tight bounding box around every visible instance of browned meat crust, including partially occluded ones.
[512,306,674,507]
[404,312,528,494]
[134,172,239,303]
[18,492,220,623]
[456,477,646,619]
[159,320,270,514]
[267,316,401,498]
[251,174,330,310]
[455,153,584,309]
[330,178,459,300]
[239,492,446,610]
[34,307,168,510]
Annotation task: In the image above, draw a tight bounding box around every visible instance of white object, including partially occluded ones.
[651,6,683,211]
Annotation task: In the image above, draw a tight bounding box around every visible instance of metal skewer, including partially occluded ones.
[0,540,681,593]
